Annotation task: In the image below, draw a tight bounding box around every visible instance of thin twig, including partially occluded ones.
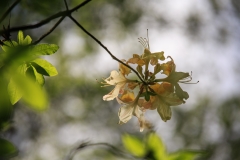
[65,141,142,160]
[33,16,65,44]
[0,0,91,35]
[64,0,69,10]
[0,0,21,24]
[68,15,146,83]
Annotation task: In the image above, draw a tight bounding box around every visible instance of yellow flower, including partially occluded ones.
[138,82,183,122]
[150,83,183,121]
[127,54,145,66]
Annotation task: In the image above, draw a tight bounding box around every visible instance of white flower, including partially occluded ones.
[117,91,146,132]
[102,70,127,101]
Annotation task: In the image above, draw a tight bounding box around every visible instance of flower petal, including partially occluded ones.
[104,70,126,85]
[119,60,131,76]
[157,102,172,122]
[103,83,125,101]
[163,93,183,106]
[118,104,134,124]
[120,90,135,103]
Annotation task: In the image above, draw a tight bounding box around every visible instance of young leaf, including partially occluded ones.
[31,58,58,76]
[32,65,45,86]
[8,78,22,105]
[11,74,48,111]
[18,30,24,45]
[0,138,17,159]
[32,44,59,55]
[168,150,201,160]
[122,134,145,157]
[17,63,28,75]
[23,35,32,45]
[147,133,167,160]
[1,41,18,52]
[144,92,150,101]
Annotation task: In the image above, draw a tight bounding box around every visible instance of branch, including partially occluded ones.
[0,0,91,35]
[0,0,21,24]
[68,15,146,83]
[33,16,65,44]
[65,141,142,160]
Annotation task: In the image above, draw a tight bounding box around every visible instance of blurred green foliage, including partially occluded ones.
[0,0,240,160]
[123,133,201,160]
[0,30,58,158]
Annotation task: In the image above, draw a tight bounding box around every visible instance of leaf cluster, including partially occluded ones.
[0,30,59,158]
[122,133,202,160]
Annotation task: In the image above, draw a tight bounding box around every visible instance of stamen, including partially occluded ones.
[180,81,199,84]
[147,29,150,50]
[138,37,148,49]
[167,56,174,61]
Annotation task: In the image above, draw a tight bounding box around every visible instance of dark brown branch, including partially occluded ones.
[68,15,146,83]
[65,141,141,160]
[0,0,21,24]
[33,16,65,45]
[0,0,91,35]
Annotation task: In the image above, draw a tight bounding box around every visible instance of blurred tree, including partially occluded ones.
[0,0,240,160]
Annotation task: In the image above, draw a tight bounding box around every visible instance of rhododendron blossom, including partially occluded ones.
[101,32,196,132]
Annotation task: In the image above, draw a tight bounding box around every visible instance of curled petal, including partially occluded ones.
[118,104,134,124]
[161,60,175,76]
[133,106,146,132]
[138,114,146,132]
[104,70,126,85]
[103,83,125,101]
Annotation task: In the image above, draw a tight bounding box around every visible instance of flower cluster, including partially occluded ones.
[102,36,194,132]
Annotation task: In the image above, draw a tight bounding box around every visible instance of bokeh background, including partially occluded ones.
[1,0,240,159]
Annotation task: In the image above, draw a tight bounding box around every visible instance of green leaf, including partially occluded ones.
[122,134,145,157]
[168,150,201,160]
[32,44,59,55]
[31,59,58,76]
[0,138,17,159]
[145,92,150,101]
[148,91,156,96]
[0,81,13,131]
[10,74,48,111]
[8,78,22,105]
[17,63,28,75]
[1,41,18,52]
[18,30,24,45]
[23,35,32,45]
[32,65,45,86]
[147,133,167,160]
